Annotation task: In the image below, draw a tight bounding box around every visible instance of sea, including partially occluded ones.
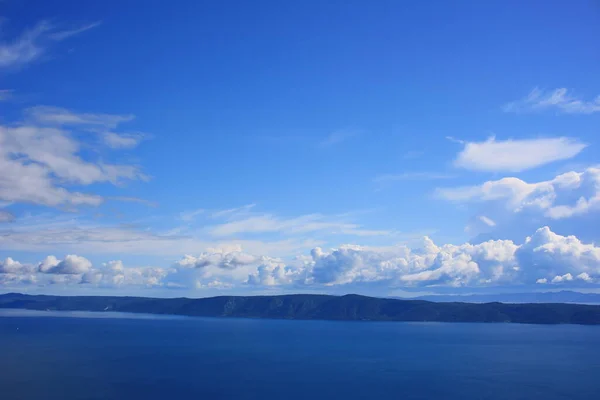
[1,309,599,400]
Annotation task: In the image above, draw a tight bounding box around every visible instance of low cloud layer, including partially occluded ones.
[2,227,600,293]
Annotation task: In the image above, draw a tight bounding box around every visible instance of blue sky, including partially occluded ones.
[1,0,600,297]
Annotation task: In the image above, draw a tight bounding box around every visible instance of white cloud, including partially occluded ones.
[478,216,496,227]
[208,210,389,238]
[179,208,205,222]
[48,21,102,41]
[0,257,29,274]
[82,261,169,287]
[0,20,100,70]
[373,172,455,184]
[26,106,134,128]
[438,167,600,221]
[0,213,323,258]
[516,227,600,283]
[102,132,146,149]
[504,88,600,114]
[454,136,586,172]
[2,255,167,288]
[551,273,573,284]
[210,204,256,219]
[0,21,52,69]
[309,227,600,288]
[40,254,92,275]
[38,256,60,273]
[0,107,146,208]
[3,227,600,291]
[175,248,257,269]
[0,257,36,285]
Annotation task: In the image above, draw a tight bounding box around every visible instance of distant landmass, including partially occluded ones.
[2,292,600,325]
[413,291,600,305]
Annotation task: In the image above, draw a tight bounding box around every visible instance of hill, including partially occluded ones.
[2,292,600,325]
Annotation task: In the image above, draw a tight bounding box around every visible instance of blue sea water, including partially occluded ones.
[1,310,599,400]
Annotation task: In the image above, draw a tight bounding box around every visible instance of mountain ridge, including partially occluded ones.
[3,292,600,325]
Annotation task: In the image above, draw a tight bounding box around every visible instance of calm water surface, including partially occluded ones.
[1,309,599,400]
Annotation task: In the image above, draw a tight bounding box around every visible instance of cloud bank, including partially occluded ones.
[2,227,600,292]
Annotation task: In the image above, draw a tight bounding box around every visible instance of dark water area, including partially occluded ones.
[1,310,599,400]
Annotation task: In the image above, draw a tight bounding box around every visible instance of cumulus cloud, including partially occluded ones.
[171,248,275,288]
[0,20,100,70]
[309,227,600,288]
[40,254,92,274]
[504,88,600,114]
[516,227,600,283]
[175,248,257,269]
[453,136,586,172]
[82,261,169,287]
[3,228,600,291]
[0,257,28,274]
[1,255,168,288]
[0,257,36,285]
[438,167,600,241]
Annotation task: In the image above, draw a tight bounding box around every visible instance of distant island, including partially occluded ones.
[2,292,600,325]
[413,290,600,305]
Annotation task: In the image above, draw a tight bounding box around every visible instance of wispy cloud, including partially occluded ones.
[374,172,455,184]
[26,106,134,128]
[179,208,205,222]
[108,197,157,207]
[453,136,586,172]
[48,21,102,41]
[503,88,600,114]
[0,214,323,258]
[319,130,358,148]
[0,20,101,70]
[102,132,147,149]
[208,208,390,238]
[25,106,147,150]
[211,204,256,219]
